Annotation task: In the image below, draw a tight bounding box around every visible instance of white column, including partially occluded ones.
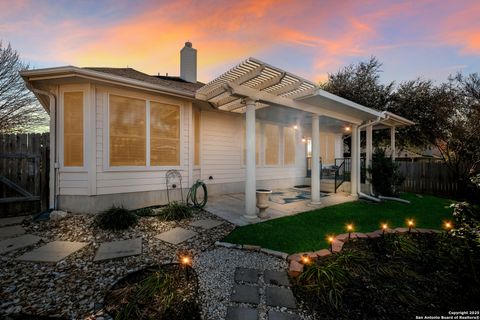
[365,125,373,184]
[49,98,56,209]
[350,124,359,196]
[244,98,257,220]
[390,126,396,161]
[310,114,321,204]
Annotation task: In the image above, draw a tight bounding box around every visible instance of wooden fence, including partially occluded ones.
[0,133,49,217]
[396,160,457,196]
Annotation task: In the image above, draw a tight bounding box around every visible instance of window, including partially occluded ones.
[284,127,296,165]
[109,95,146,166]
[194,109,200,166]
[63,91,84,167]
[264,123,279,165]
[150,102,180,166]
[243,122,261,165]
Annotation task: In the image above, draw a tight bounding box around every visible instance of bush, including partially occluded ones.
[451,201,480,249]
[368,148,405,196]
[96,206,138,231]
[158,201,193,221]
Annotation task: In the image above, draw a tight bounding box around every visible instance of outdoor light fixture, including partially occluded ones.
[344,126,351,132]
[301,255,311,265]
[179,254,193,281]
[327,236,334,252]
[301,137,306,143]
[293,125,298,130]
[382,223,388,235]
[407,219,415,233]
[444,221,452,230]
[346,224,354,240]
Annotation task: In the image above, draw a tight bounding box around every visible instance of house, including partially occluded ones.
[21,42,414,219]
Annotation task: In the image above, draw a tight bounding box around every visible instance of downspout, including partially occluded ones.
[26,83,58,210]
[356,115,388,202]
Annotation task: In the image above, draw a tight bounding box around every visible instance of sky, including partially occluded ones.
[1,0,479,85]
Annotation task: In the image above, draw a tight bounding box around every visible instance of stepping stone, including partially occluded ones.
[264,270,290,287]
[0,234,42,254]
[155,227,197,245]
[17,241,88,263]
[235,267,260,283]
[0,225,25,240]
[0,216,27,227]
[268,310,301,320]
[226,306,258,320]
[266,286,297,309]
[189,219,223,229]
[94,238,142,261]
[231,284,259,304]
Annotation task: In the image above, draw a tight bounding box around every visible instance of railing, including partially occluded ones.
[333,157,367,192]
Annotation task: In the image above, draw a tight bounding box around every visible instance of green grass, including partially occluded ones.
[223,193,455,254]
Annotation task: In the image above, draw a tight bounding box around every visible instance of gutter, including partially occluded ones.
[26,83,58,210]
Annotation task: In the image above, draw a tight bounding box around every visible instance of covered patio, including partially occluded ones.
[196,58,414,224]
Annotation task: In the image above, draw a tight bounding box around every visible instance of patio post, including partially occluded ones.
[390,126,396,161]
[244,98,258,220]
[365,124,373,185]
[350,124,359,196]
[310,114,321,204]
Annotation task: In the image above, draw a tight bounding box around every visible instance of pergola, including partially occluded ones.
[196,58,414,221]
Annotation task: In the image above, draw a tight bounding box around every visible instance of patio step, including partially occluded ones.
[304,178,336,193]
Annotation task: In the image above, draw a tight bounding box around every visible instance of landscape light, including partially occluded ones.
[179,254,193,281]
[444,221,452,230]
[301,255,311,265]
[407,219,414,233]
[382,223,388,235]
[327,236,334,252]
[346,224,353,240]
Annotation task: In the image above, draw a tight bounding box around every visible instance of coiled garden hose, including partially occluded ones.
[187,180,208,209]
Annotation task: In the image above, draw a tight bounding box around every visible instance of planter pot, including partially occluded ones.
[256,189,272,219]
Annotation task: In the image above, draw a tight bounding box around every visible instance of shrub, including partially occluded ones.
[451,201,480,249]
[158,201,193,221]
[368,148,405,196]
[96,206,138,231]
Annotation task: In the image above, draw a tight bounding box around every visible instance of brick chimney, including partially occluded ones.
[180,41,197,83]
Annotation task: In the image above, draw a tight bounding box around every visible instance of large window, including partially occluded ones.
[194,109,200,166]
[63,91,84,167]
[284,127,296,165]
[264,123,279,166]
[109,95,146,166]
[150,102,180,166]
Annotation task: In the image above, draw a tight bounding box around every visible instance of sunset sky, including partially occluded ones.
[1,0,479,84]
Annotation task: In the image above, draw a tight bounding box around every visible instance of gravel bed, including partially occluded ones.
[194,247,314,320]
[0,210,234,319]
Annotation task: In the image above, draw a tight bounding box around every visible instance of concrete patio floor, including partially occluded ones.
[205,189,357,226]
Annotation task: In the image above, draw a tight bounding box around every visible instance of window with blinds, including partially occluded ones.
[109,95,146,166]
[150,102,180,166]
[264,123,279,165]
[284,127,296,165]
[63,91,84,167]
[194,109,200,166]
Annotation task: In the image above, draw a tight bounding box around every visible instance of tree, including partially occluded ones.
[0,41,48,133]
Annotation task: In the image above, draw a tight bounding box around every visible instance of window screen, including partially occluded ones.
[63,91,84,167]
[284,127,296,165]
[264,123,279,165]
[109,95,146,166]
[150,102,180,166]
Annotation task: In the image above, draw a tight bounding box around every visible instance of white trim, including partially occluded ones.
[103,90,185,172]
[88,84,97,195]
[58,84,89,172]
[188,102,194,186]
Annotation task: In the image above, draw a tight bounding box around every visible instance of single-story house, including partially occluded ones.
[21,42,413,219]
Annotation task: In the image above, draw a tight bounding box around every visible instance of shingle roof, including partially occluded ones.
[83,67,204,94]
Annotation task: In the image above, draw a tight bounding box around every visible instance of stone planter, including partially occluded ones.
[256,189,272,219]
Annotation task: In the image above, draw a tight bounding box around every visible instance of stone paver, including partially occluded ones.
[189,219,223,229]
[155,227,197,245]
[315,249,331,257]
[0,234,42,254]
[231,284,260,304]
[94,238,142,261]
[0,216,27,227]
[288,260,303,277]
[268,310,301,320]
[16,241,88,263]
[0,225,25,240]
[264,270,290,287]
[331,240,344,253]
[226,306,258,320]
[234,267,260,283]
[266,286,296,309]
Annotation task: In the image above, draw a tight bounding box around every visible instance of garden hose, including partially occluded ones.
[187,180,208,209]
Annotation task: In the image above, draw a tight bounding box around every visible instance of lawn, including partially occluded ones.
[223,193,455,254]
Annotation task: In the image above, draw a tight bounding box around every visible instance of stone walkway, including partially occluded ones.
[227,267,300,320]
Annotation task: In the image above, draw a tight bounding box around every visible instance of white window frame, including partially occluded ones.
[59,84,89,172]
[103,90,185,172]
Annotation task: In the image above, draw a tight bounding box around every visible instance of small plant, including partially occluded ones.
[158,201,193,221]
[368,148,405,196]
[131,206,155,217]
[96,205,138,231]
